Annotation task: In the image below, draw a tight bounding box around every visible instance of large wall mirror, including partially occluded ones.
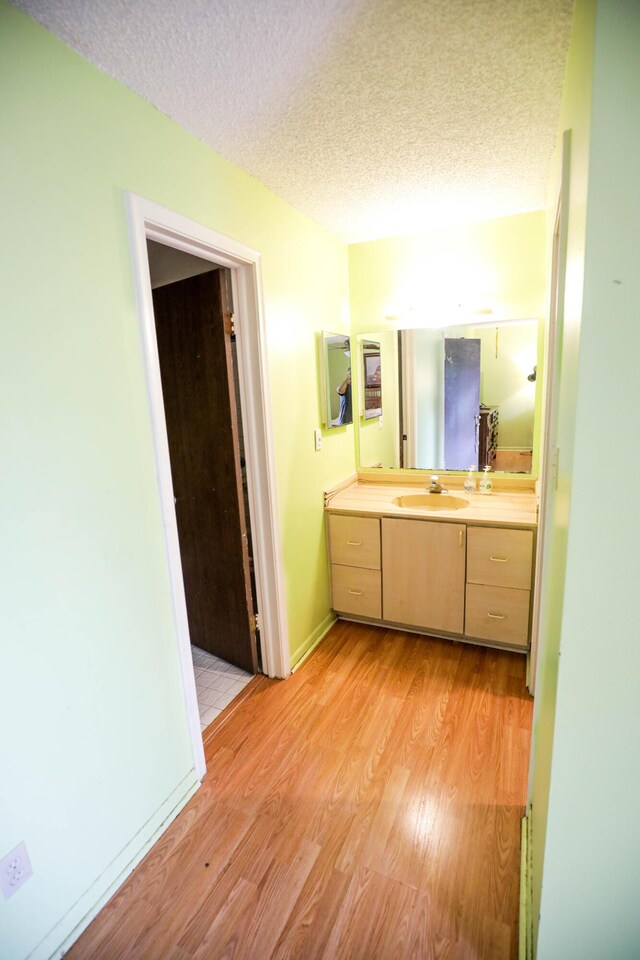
[356,319,542,474]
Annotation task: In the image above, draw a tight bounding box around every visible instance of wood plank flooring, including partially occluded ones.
[67,622,532,960]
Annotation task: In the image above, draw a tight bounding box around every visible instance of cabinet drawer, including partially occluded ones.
[331,564,381,619]
[466,526,533,590]
[465,583,530,648]
[328,515,381,570]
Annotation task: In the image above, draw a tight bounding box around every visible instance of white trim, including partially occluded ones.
[519,813,533,960]
[401,330,418,468]
[290,612,336,670]
[126,194,290,779]
[528,130,571,698]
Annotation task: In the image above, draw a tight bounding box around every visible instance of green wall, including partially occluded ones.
[474,322,538,449]
[0,4,352,957]
[532,0,640,955]
[348,211,547,335]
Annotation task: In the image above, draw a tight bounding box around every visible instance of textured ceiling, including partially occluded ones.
[14,0,573,242]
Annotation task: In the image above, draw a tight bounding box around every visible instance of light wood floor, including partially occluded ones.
[67,622,532,960]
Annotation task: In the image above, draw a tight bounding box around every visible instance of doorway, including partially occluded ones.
[443,336,481,470]
[127,194,290,780]
[146,243,259,734]
[148,245,259,673]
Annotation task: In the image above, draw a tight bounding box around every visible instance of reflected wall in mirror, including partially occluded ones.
[356,319,541,474]
[361,339,382,419]
[323,332,352,428]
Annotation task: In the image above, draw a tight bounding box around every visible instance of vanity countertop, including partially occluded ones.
[325,478,538,529]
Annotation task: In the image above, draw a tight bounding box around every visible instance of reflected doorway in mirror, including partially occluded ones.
[362,339,382,419]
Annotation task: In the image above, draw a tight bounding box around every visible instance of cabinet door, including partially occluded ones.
[382,519,465,634]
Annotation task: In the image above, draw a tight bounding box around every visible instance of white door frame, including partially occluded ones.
[528,130,571,696]
[126,193,290,781]
[400,330,417,468]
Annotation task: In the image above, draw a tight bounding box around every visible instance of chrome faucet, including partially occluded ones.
[428,475,447,494]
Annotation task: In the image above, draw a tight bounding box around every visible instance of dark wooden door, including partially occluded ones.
[152,269,258,673]
[444,337,481,471]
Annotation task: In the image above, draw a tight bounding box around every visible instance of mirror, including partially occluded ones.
[322,332,352,427]
[356,319,541,474]
[361,339,382,419]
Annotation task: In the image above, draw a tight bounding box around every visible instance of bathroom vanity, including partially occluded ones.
[325,475,538,652]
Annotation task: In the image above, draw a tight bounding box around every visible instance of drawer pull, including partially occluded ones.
[488,612,506,620]
[489,556,508,563]
[459,529,464,547]
[348,589,364,596]
[346,540,363,546]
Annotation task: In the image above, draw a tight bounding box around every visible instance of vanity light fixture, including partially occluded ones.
[384,304,496,330]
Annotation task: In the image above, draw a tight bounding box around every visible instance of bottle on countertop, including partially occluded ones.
[479,465,493,495]
[464,467,476,493]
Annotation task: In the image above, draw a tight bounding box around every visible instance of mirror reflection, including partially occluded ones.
[323,333,352,427]
[357,320,540,473]
[361,339,382,419]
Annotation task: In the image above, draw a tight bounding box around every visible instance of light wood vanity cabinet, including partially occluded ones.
[328,510,535,652]
[382,518,466,634]
[328,515,381,619]
[464,526,533,648]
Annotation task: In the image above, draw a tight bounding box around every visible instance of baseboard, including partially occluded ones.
[336,613,527,655]
[30,770,200,960]
[519,812,533,960]
[290,612,336,671]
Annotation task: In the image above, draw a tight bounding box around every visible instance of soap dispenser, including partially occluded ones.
[464,467,476,493]
[479,465,493,495]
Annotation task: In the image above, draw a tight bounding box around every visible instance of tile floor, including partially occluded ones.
[191,645,253,731]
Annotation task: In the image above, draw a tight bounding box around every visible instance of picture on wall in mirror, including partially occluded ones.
[322,332,352,428]
[362,339,382,419]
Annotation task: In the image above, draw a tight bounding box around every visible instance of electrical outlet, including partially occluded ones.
[314,428,322,451]
[378,416,384,430]
[0,842,33,900]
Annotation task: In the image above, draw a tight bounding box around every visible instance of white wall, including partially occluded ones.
[535,1,640,955]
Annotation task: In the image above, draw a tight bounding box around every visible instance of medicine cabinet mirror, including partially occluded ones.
[322,332,352,428]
